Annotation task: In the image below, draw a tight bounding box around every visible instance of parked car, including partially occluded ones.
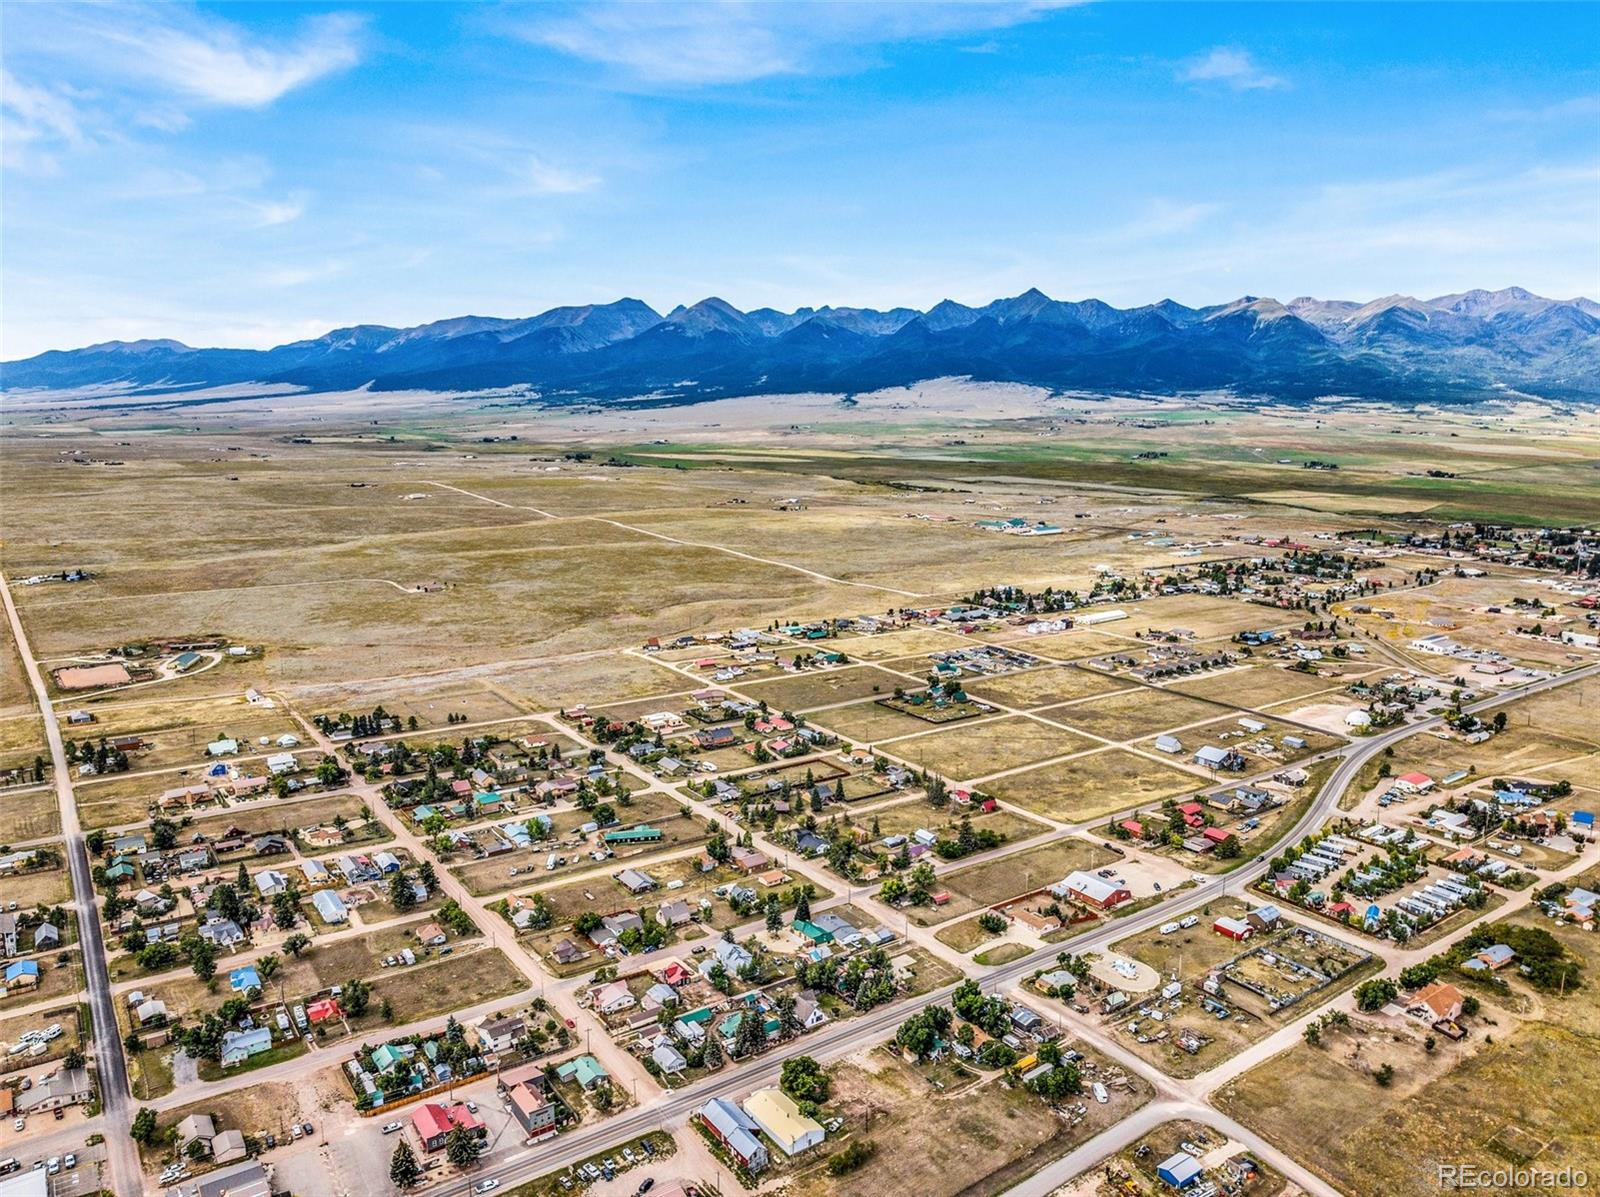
[381,1122,403,1135]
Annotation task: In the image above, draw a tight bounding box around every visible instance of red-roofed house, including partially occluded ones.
[307,998,342,1024]
[412,1102,486,1152]
[1176,802,1205,828]
[1202,826,1233,845]
[1410,981,1463,1022]
[1120,819,1146,838]
[1394,772,1435,793]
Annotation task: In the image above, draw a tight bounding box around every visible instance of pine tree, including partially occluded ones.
[389,1140,422,1189]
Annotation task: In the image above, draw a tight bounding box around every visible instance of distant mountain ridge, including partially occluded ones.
[6,286,1598,404]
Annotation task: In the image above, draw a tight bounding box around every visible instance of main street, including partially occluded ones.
[0,571,143,1197]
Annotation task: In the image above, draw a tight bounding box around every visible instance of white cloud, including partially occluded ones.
[0,70,87,173]
[510,1,1078,87]
[87,8,366,108]
[1178,46,1287,92]
[516,156,602,196]
[243,194,309,228]
[7,5,366,111]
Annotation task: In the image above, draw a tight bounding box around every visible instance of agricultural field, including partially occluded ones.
[983,749,1202,823]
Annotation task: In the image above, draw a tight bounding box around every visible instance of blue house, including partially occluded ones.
[228,965,262,992]
[4,960,40,988]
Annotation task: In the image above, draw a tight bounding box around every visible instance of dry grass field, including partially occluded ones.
[0,787,62,839]
[809,698,950,743]
[888,715,1098,781]
[1045,687,1239,740]
[784,1047,1151,1197]
[983,749,1202,822]
[964,664,1134,710]
[1168,663,1368,710]
[740,665,910,712]
[914,837,1120,923]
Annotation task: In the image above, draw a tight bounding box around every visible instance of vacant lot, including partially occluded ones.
[810,699,949,744]
[891,715,1097,782]
[965,665,1132,710]
[916,837,1119,923]
[1214,1016,1599,1196]
[0,787,61,839]
[311,679,526,729]
[67,693,302,770]
[847,797,1049,846]
[1170,664,1364,711]
[1,863,72,908]
[983,749,1200,823]
[740,665,910,712]
[1047,688,1237,740]
[785,1047,1150,1197]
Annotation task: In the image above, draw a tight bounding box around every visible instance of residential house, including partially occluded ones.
[471,1015,525,1054]
[591,980,636,1016]
[656,899,695,928]
[312,890,349,924]
[616,868,657,894]
[555,1054,609,1090]
[220,1028,273,1068]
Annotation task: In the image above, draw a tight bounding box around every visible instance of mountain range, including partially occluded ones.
[6,286,1599,404]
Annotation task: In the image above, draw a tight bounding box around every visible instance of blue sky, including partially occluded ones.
[2,1,1596,356]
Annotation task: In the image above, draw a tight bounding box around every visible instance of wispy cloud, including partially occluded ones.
[515,156,602,196]
[1178,46,1287,92]
[507,1,1078,87]
[66,6,368,108]
[0,70,88,173]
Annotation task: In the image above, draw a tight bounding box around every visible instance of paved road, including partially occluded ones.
[421,657,1600,1197]
[0,572,142,1197]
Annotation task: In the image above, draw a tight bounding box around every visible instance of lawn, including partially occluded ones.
[982,749,1201,823]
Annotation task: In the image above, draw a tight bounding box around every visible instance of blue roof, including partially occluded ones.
[229,965,261,991]
[5,960,39,982]
[1571,811,1594,827]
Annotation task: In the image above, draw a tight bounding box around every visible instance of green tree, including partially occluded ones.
[342,977,372,1017]
[779,1055,830,1105]
[443,1125,479,1170]
[130,1107,158,1144]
